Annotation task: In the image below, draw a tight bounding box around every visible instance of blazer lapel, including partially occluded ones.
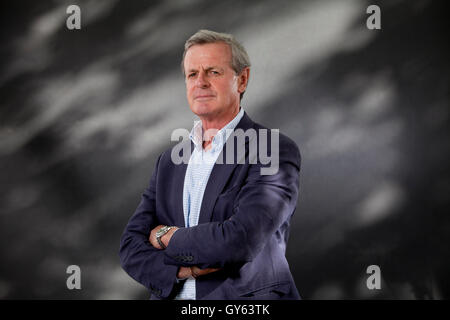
[172,140,194,227]
[198,112,255,224]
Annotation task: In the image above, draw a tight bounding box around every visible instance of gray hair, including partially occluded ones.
[181,29,251,100]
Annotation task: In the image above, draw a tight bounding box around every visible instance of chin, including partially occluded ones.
[191,103,217,117]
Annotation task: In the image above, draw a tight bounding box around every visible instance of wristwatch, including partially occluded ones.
[155,226,173,249]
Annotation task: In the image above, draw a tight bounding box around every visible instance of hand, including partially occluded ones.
[149,225,179,249]
[177,267,192,279]
[190,266,221,278]
[176,266,221,280]
[149,225,165,249]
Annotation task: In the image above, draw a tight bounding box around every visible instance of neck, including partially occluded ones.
[199,105,240,149]
[200,106,240,132]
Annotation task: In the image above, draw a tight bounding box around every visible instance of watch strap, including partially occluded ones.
[156,226,172,249]
[157,235,166,249]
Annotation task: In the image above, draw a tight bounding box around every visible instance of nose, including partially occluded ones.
[195,71,209,88]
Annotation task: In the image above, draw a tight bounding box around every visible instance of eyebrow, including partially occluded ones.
[187,66,224,73]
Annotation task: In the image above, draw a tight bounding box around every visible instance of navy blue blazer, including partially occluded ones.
[119,112,301,300]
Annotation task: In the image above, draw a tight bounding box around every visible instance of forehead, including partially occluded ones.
[184,42,232,69]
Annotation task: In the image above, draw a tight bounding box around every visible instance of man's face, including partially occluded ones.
[183,42,245,120]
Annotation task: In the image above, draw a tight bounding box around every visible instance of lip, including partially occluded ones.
[194,95,215,100]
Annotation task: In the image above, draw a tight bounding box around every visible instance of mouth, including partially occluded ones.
[194,95,215,101]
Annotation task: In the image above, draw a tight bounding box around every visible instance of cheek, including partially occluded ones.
[186,85,194,100]
[228,77,239,93]
[217,80,237,97]
[224,81,238,102]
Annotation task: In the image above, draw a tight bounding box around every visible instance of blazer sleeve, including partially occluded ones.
[164,137,301,269]
[119,154,179,298]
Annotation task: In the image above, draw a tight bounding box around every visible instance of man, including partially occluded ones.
[119,30,301,300]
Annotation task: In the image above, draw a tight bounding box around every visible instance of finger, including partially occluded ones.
[191,267,220,278]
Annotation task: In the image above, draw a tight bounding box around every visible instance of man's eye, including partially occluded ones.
[188,73,196,78]
[211,71,219,75]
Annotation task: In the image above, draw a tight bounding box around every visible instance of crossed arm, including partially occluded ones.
[120,140,300,298]
[149,225,220,279]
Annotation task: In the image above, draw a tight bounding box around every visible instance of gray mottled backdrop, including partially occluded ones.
[0,0,449,299]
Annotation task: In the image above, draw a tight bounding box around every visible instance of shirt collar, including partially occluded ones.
[189,107,245,151]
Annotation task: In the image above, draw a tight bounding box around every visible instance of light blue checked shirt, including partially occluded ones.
[175,108,244,300]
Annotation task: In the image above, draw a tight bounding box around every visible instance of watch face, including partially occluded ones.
[156,226,168,237]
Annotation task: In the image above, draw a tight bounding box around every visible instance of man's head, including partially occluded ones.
[181,30,251,121]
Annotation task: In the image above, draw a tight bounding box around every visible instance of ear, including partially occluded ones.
[237,67,250,94]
